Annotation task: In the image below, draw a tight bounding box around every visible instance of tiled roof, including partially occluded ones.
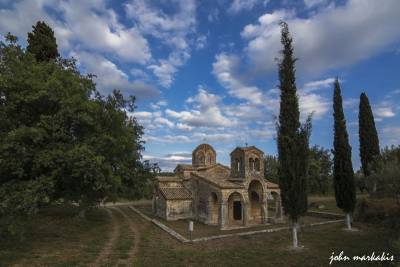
[193,172,243,189]
[159,186,192,200]
[174,164,196,172]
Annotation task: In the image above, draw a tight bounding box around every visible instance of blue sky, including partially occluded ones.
[1,0,400,171]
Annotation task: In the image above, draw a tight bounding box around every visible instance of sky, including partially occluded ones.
[1,0,400,171]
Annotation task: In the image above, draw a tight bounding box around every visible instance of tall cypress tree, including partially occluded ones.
[277,22,311,248]
[27,21,59,62]
[332,78,356,230]
[359,92,380,191]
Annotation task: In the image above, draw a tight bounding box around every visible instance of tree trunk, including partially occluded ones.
[292,221,299,248]
[345,213,351,230]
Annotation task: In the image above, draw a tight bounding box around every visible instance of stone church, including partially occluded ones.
[153,144,283,229]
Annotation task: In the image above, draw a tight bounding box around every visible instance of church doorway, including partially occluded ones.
[228,192,244,225]
[233,201,242,220]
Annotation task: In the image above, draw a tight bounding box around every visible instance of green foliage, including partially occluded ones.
[264,155,279,183]
[369,158,400,202]
[308,145,333,195]
[332,78,356,213]
[354,170,368,193]
[359,92,380,177]
[27,21,59,62]
[381,145,400,162]
[277,22,312,222]
[0,26,149,236]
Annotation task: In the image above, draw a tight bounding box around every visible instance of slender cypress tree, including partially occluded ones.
[27,21,59,62]
[359,92,380,191]
[277,22,311,248]
[332,78,356,230]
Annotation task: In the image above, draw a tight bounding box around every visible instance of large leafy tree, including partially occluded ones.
[0,25,147,235]
[308,146,333,195]
[332,78,356,230]
[27,21,59,62]
[277,22,312,248]
[359,92,380,192]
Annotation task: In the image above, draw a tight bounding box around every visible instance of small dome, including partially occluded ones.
[192,143,216,167]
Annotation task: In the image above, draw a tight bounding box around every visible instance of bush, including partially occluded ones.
[355,198,400,230]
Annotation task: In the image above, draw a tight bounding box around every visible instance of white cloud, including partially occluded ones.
[166,87,236,128]
[302,78,336,93]
[298,92,330,119]
[196,35,207,50]
[241,0,400,75]
[373,90,399,120]
[0,0,199,90]
[0,0,151,63]
[176,123,194,131]
[58,1,150,64]
[134,111,154,120]
[375,107,396,119]
[71,51,159,99]
[298,78,333,119]
[303,0,329,9]
[150,100,168,110]
[212,53,264,105]
[343,98,359,109]
[143,152,192,171]
[146,135,192,143]
[213,53,330,120]
[148,60,177,87]
[228,0,269,14]
[154,117,175,128]
[125,0,196,87]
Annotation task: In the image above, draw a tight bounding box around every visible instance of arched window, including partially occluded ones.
[254,158,260,172]
[197,152,205,165]
[249,158,254,171]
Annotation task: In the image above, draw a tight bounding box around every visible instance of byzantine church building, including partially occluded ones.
[153,144,283,229]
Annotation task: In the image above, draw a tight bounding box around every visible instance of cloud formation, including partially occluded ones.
[72,51,159,99]
[241,0,400,75]
[125,0,197,87]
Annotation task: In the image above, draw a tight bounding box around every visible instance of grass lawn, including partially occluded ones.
[126,204,399,267]
[0,204,111,267]
[1,198,398,267]
[134,204,331,239]
[308,193,369,214]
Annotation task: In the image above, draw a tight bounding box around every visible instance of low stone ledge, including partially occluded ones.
[129,206,345,244]
[306,211,345,219]
[129,206,190,243]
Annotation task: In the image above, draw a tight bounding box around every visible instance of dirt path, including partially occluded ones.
[112,207,140,266]
[91,208,120,266]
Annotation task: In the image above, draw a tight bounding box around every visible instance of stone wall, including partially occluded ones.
[155,194,166,218]
[166,199,192,220]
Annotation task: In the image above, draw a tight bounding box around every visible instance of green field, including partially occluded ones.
[0,197,399,267]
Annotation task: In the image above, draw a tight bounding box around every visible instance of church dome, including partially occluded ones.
[192,144,216,167]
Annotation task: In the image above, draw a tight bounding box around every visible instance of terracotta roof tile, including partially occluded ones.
[159,187,192,200]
